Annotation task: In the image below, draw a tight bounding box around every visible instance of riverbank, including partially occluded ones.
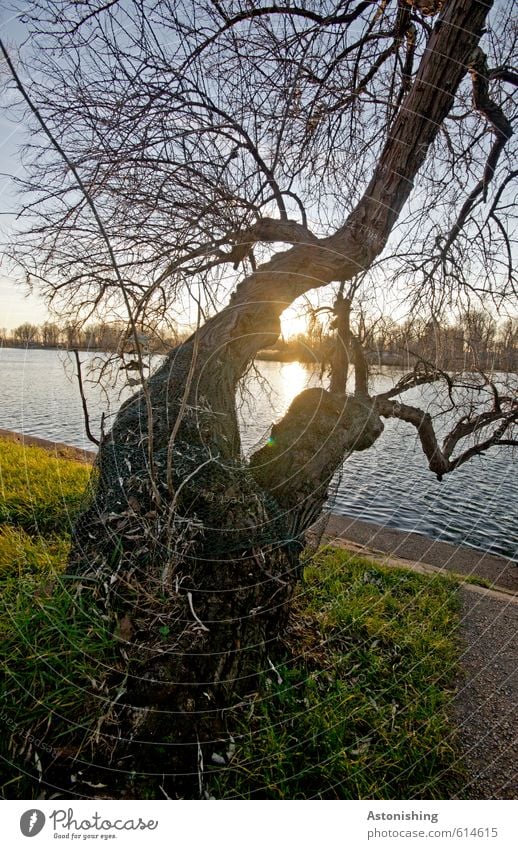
[318,514,518,589]
[2,351,515,560]
[2,425,516,575]
[0,426,96,465]
[3,425,515,588]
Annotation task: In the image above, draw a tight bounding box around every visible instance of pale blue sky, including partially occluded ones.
[1,9,50,330]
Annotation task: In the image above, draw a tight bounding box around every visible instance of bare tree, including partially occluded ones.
[496,316,518,369]
[41,321,60,347]
[1,0,517,797]
[460,307,498,367]
[13,321,40,346]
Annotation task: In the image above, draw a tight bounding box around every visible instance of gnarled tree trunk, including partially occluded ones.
[68,335,384,793]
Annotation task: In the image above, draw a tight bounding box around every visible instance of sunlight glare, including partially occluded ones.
[278,361,308,411]
[281,305,308,339]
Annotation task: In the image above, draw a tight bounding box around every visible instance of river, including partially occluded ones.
[0,346,516,561]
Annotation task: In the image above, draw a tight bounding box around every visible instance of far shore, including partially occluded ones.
[1,341,415,367]
[2,342,516,372]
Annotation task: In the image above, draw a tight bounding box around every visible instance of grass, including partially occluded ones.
[463,574,492,589]
[211,549,462,799]
[0,436,464,799]
[0,438,92,534]
[0,525,69,578]
[0,437,108,797]
[0,572,120,796]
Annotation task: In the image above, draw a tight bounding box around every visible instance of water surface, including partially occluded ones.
[1,347,516,561]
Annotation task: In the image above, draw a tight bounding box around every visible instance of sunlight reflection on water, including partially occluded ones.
[278,361,308,406]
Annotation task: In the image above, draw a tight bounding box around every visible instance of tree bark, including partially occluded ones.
[329,296,352,396]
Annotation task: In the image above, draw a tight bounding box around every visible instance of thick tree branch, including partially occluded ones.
[489,66,518,87]
[375,395,517,480]
[351,335,369,397]
[136,218,318,320]
[375,362,451,400]
[375,398,449,477]
[329,294,352,395]
[227,218,318,270]
[448,412,518,470]
[437,46,514,258]
[249,389,384,538]
[442,406,518,459]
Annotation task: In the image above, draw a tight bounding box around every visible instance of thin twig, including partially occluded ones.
[73,349,100,446]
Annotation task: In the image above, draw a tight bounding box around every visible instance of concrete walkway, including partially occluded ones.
[321,514,518,592]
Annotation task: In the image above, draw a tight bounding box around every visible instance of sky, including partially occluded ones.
[0,2,515,334]
[0,8,50,330]
[0,100,48,330]
[0,7,309,337]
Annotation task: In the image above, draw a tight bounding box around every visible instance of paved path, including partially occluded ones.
[316,514,518,799]
[321,514,518,592]
[453,589,518,799]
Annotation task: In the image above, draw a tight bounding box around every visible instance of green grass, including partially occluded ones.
[463,574,492,589]
[212,549,462,799]
[0,438,92,534]
[0,435,91,602]
[0,567,121,798]
[0,437,108,797]
[0,526,69,578]
[0,437,464,799]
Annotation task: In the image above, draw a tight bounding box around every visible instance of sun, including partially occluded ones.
[280,305,308,339]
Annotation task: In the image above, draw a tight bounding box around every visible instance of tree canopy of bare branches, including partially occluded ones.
[3,0,517,324]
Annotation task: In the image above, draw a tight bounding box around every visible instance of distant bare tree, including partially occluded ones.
[460,308,498,367]
[496,316,518,369]
[41,321,60,347]
[13,321,40,345]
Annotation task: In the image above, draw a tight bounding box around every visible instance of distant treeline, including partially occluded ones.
[2,312,516,372]
[258,311,518,373]
[0,320,182,354]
